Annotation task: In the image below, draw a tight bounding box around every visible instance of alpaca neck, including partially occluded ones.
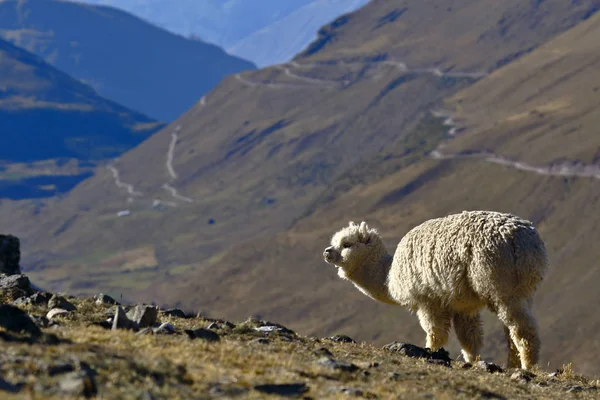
[346,246,397,305]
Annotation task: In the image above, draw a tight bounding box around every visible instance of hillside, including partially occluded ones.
[8,0,600,377]
[0,37,162,199]
[0,272,597,399]
[77,0,369,67]
[0,0,256,121]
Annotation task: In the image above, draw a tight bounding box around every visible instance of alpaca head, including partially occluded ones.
[323,221,381,279]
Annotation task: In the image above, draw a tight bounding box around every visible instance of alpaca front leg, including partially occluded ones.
[453,312,483,363]
[417,307,451,351]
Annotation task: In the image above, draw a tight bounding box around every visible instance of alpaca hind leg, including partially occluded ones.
[417,307,452,351]
[496,301,540,369]
[453,312,483,363]
[504,326,521,368]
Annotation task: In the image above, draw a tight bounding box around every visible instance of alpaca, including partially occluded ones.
[323,211,548,370]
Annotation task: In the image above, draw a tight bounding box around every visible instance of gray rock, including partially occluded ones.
[0,234,21,275]
[29,315,53,328]
[162,308,187,318]
[58,371,97,398]
[0,274,34,299]
[328,386,364,396]
[511,370,535,383]
[153,323,176,335]
[46,308,71,320]
[112,306,138,331]
[328,334,356,343]
[383,341,452,364]
[476,360,503,374]
[94,293,119,305]
[0,304,41,337]
[254,383,309,397]
[252,338,270,345]
[317,357,359,372]
[207,322,220,330]
[185,328,220,342]
[48,295,76,312]
[126,304,158,328]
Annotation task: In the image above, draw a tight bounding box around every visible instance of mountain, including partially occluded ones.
[0,37,162,199]
[76,0,369,67]
[0,0,256,121]
[8,0,600,376]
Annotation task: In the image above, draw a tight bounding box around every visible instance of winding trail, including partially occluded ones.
[162,183,194,203]
[107,165,142,197]
[166,125,181,180]
[430,111,600,180]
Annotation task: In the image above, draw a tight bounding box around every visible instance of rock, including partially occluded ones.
[317,357,359,372]
[383,341,452,364]
[29,315,52,328]
[476,361,503,374]
[29,292,53,306]
[162,308,187,318]
[94,293,119,305]
[254,326,286,333]
[153,323,176,335]
[48,295,76,312]
[567,385,584,393]
[46,308,71,320]
[387,372,402,381]
[207,322,220,330]
[0,234,21,275]
[58,371,97,398]
[0,304,42,337]
[328,386,364,396]
[126,304,158,328]
[328,334,356,343]
[185,328,220,342]
[427,358,452,367]
[252,338,270,345]
[136,328,154,336]
[254,383,309,397]
[112,306,138,331]
[314,347,333,357]
[0,375,19,393]
[0,274,34,300]
[48,363,76,376]
[511,370,535,383]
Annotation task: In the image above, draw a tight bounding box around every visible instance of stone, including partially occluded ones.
[126,304,158,328]
[0,235,21,275]
[48,295,76,311]
[46,308,71,320]
[252,338,270,345]
[476,360,503,374]
[317,357,359,372]
[58,371,97,398]
[153,323,176,335]
[112,306,138,331]
[29,315,52,328]
[328,334,356,343]
[383,341,452,364]
[184,328,220,342]
[511,370,535,383]
[162,308,187,318]
[0,304,41,337]
[0,274,34,299]
[95,293,119,305]
[207,322,220,330]
[254,383,309,396]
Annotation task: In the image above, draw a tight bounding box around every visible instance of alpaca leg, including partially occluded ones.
[496,300,540,370]
[417,307,452,350]
[453,312,483,363]
[504,326,521,368]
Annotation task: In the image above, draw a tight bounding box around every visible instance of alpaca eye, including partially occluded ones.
[343,242,352,248]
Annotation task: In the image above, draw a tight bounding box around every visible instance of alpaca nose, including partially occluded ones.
[324,247,333,256]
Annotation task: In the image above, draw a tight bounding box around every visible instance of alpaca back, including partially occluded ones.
[389,211,548,308]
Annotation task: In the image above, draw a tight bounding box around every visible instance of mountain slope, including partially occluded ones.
[0,37,160,163]
[10,0,600,376]
[0,0,256,121]
[77,0,369,67]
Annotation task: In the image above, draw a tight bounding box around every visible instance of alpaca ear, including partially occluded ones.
[359,221,368,237]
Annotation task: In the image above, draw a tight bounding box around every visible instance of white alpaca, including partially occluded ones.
[323,211,547,370]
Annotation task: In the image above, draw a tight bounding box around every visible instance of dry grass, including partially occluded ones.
[1,297,598,399]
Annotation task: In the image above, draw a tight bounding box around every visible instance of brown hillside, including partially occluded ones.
[8,0,600,376]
